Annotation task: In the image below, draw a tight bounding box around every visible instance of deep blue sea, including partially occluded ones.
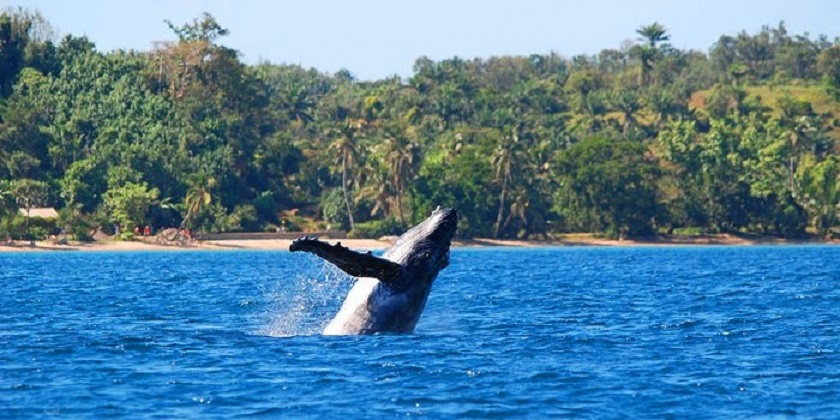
[1,246,838,417]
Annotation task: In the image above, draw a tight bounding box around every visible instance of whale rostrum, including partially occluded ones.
[290,207,458,335]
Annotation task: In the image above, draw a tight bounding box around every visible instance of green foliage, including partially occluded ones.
[413,130,496,237]
[57,204,96,241]
[799,155,839,236]
[554,137,660,237]
[710,22,826,84]
[186,202,249,233]
[7,178,49,212]
[348,217,406,239]
[0,10,837,241]
[60,157,106,213]
[183,175,216,230]
[817,46,840,101]
[321,188,350,231]
[0,180,17,216]
[0,8,53,97]
[103,182,160,231]
[231,204,259,232]
[670,227,707,236]
[0,213,56,240]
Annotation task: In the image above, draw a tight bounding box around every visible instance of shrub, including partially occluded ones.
[58,206,97,241]
[320,188,350,230]
[0,214,58,240]
[348,217,405,239]
[671,226,707,236]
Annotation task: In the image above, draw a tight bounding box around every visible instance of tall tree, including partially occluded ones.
[555,136,660,237]
[798,156,839,236]
[8,178,48,244]
[637,22,670,48]
[183,175,216,230]
[491,126,530,238]
[356,157,393,219]
[817,46,840,101]
[381,122,421,224]
[327,119,364,231]
[104,181,160,234]
[0,12,28,98]
[633,22,670,85]
[610,88,644,136]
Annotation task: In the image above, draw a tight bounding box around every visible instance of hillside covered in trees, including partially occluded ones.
[1,9,838,241]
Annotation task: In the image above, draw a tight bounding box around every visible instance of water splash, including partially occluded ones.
[260,258,352,337]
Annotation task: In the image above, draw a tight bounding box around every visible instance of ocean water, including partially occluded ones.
[0,246,837,417]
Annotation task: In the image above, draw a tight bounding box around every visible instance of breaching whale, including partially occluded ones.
[290,207,458,335]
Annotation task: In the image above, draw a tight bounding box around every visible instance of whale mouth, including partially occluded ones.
[437,208,458,226]
[434,208,458,240]
[377,206,458,270]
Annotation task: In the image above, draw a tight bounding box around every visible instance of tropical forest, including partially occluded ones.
[1,9,839,241]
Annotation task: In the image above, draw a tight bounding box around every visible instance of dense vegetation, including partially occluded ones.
[1,9,838,241]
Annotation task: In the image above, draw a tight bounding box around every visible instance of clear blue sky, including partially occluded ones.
[4,0,839,80]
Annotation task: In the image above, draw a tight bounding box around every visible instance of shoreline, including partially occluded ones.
[0,233,836,252]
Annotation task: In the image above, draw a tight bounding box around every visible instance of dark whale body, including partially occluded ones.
[290,207,457,335]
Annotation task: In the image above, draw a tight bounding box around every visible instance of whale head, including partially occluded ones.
[384,207,458,280]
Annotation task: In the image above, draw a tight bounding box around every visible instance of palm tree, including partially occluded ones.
[285,84,315,126]
[636,22,670,48]
[381,126,421,224]
[646,87,692,127]
[8,179,48,245]
[183,176,216,229]
[611,88,643,135]
[491,126,529,238]
[567,70,599,115]
[783,116,823,196]
[327,119,363,231]
[801,157,839,236]
[634,22,670,85]
[500,186,531,237]
[356,159,393,219]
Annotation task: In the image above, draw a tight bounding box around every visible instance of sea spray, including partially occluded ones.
[260,256,353,336]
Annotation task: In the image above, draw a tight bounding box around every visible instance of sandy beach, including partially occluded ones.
[0,233,834,252]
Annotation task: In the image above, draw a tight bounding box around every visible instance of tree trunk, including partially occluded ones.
[788,156,796,196]
[395,188,404,225]
[25,203,32,246]
[493,160,509,239]
[342,151,355,231]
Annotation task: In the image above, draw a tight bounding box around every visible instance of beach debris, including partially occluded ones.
[154,228,195,247]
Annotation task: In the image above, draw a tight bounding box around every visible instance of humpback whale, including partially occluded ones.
[290,207,458,335]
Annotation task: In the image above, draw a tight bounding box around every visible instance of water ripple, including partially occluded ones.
[0,246,838,417]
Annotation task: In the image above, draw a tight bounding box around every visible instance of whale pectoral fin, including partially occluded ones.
[290,237,403,284]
